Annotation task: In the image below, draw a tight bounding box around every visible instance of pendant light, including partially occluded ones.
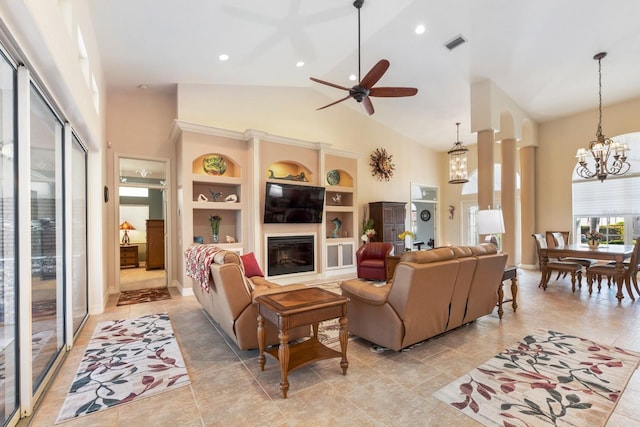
[448,122,469,184]
[575,52,631,182]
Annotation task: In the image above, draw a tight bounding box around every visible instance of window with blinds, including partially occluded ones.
[572,175,640,217]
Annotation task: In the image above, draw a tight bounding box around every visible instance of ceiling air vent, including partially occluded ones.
[444,35,467,51]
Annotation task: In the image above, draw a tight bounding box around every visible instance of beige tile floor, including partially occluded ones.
[25,269,640,426]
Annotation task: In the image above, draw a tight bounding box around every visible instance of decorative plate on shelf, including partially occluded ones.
[202,155,227,176]
[326,169,341,186]
[420,209,431,221]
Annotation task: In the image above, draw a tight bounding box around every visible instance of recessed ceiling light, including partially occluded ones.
[218,54,229,61]
[415,24,426,35]
[296,61,305,67]
[348,74,357,81]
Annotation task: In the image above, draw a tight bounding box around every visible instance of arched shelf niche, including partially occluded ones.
[325,169,353,188]
[192,152,241,178]
[265,161,313,183]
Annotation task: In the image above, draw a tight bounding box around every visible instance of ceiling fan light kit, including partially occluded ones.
[310,0,418,115]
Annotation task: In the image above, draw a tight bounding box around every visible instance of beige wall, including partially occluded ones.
[105,86,177,292]
[1,0,110,312]
[103,83,442,290]
[536,97,640,234]
[176,83,441,233]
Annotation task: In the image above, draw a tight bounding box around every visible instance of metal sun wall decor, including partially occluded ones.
[370,147,395,181]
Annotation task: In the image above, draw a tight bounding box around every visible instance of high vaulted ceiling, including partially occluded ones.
[88,0,640,151]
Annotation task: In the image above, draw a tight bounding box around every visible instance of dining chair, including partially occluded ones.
[548,231,598,269]
[586,239,640,300]
[532,233,583,292]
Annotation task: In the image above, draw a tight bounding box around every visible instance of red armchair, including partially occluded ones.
[356,242,393,281]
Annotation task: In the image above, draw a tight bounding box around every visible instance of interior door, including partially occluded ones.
[117,157,168,292]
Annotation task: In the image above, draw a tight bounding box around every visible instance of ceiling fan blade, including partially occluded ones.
[369,87,418,97]
[362,96,375,115]
[310,77,350,91]
[316,95,352,111]
[359,59,390,89]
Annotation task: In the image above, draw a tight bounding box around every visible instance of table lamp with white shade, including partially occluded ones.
[477,209,505,248]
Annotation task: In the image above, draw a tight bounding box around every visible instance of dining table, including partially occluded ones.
[539,244,635,302]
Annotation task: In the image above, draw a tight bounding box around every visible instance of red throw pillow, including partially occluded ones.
[240,252,264,277]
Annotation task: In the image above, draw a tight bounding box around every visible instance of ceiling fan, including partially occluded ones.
[310,0,418,115]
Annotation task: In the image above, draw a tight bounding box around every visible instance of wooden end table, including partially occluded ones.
[497,265,518,319]
[256,287,349,398]
[385,255,402,282]
[119,245,139,268]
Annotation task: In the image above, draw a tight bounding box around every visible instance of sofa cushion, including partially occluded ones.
[450,246,473,258]
[340,279,390,305]
[214,249,241,265]
[469,243,498,255]
[400,247,455,264]
[360,259,385,268]
[247,276,282,290]
[240,252,264,277]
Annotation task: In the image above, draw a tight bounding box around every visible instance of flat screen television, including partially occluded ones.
[264,182,325,224]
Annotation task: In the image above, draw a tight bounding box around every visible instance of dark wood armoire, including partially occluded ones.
[368,201,406,255]
[146,219,165,270]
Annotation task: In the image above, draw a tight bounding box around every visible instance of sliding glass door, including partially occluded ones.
[29,85,65,391]
[0,49,17,425]
[0,30,90,423]
[70,133,88,334]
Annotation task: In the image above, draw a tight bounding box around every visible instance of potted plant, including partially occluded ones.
[585,230,604,249]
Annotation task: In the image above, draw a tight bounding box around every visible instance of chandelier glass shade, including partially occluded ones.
[448,122,469,184]
[575,52,631,182]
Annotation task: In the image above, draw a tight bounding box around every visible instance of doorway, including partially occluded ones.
[410,183,438,248]
[117,156,168,291]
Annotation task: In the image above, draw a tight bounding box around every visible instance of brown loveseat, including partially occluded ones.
[188,247,309,350]
[340,244,507,351]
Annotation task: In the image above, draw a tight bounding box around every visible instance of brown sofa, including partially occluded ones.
[190,248,309,350]
[340,244,507,351]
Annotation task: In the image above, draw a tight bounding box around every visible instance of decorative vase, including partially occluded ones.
[331,218,342,238]
[588,240,600,249]
[209,214,221,244]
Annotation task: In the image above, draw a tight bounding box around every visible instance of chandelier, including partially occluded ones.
[448,122,469,184]
[575,52,630,182]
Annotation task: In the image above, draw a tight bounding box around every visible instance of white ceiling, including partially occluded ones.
[87,0,640,152]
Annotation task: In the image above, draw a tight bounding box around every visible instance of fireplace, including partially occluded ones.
[266,234,315,277]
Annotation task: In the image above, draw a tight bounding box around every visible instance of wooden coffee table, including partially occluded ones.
[256,287,349,398]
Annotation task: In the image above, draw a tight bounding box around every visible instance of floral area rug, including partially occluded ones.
[56,313,190,424]
[116,287,171,306]
[433,329,640,426]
